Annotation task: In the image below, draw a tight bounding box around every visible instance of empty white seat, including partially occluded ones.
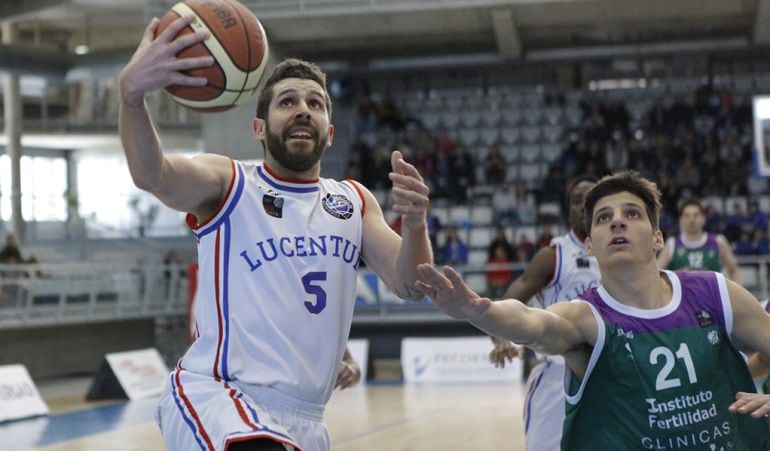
[479,128,500,146]
[541,143,563,163]
[542,125,563,144]
[459,128,479,147]
[501,110,523,126]
[481,110,502,127]
[519,144,541,163]
[468,226,494,248]
[521,126,542,144]
[440,111,462,129]
[468,249,489,266]
[462,111,482,128]
[449,205,472,225]
[472,205,494,226]
[500,127,521,145]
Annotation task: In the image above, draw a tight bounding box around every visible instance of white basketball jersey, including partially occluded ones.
[181,160,364,406]
[536,230,601,308]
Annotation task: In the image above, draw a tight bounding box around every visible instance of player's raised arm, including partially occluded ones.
[119,15,229,216]
[359,150,433,301]
[416,264,593,356]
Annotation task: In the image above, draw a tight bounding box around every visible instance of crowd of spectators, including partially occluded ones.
[349,79,770,264]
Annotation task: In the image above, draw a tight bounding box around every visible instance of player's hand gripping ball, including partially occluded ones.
[156,0,269,112]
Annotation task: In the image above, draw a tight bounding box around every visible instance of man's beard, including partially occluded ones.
[264,121,328,173]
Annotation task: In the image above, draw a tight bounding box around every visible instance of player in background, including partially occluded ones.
[417,170,770,450]
[657,199,741,283]
[488,175,600,451]
[119,15,432,451]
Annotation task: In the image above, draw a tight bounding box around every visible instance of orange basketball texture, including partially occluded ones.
[156,0,269,112]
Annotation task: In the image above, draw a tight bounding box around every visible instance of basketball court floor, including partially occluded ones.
[3,377,527,450]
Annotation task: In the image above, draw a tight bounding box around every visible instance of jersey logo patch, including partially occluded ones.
[576,257,590,268]
[695,309,714,327]
[262,194,284,218]
[322,193,354,220]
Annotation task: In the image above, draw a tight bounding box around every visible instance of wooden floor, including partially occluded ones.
[13,378,527,450]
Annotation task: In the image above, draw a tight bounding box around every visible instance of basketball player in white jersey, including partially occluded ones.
[489,175,600,450]
[119,15,433,451]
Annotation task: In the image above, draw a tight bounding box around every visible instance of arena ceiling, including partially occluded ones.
[0,0,769,76]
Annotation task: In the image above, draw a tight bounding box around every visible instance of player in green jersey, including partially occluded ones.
[416,170,770,450]
[656,199,741,283]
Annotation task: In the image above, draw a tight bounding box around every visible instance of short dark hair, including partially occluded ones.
[678,198,704,216]
[256,58,332,120]
[584,170,662,234]
[566,174,598,204]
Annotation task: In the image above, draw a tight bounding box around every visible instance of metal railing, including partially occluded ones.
[0,262,189,329]
[1,256,768,329]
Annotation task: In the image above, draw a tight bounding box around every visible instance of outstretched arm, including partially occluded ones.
[360,150,433,301]
[489,246,556,368]
[416,264,594,356]
[119,15,231,218]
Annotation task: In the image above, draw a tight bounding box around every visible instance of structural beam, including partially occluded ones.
[755,0,770,45]
[0,0,65,20]
[491,8,521,60]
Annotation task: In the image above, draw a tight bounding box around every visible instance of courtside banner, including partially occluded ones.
[0,364,49,422]
[401,337,521,383]
[104,348,169,400]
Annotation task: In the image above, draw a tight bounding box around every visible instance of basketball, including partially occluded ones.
[156,0,269,113]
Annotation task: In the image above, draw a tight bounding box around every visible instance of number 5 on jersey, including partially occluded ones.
[302,272,327,314]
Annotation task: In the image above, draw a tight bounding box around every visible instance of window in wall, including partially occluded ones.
[0,155,67,222]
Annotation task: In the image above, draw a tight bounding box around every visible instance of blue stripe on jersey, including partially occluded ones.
[198,164,246,238]
[524,363,548,434]
[170,373,208,451]
[257,165,319,193]
[221,218,232,380]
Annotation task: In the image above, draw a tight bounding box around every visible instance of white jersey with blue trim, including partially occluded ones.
[536,230,601,309]
[181,160,365,406]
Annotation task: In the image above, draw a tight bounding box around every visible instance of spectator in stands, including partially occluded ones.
[355,93,379,132]
[754,228,770,256]
[378,92,403,130]
[733,230,754,256]
[513,182,536,225]
[535,224,554,249]
[483,144,507,185]
[0,234,22,263]
[514,233,536,262]
[704,203,725,234]
[485,243,513,298]
[450,145,476,202]
[487,226,515,261]
[745,200,769,236]
[350,134,376,188]
[441,226,468,267]
[492,181,519,226]
[725,201,748,243]
[391,211,442,259]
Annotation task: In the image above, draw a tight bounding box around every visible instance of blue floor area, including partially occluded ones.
[0,398,157,450]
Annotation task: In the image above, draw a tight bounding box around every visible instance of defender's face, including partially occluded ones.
[253,77,334,173]
[679,205,705,236]
[586,191,663,265]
